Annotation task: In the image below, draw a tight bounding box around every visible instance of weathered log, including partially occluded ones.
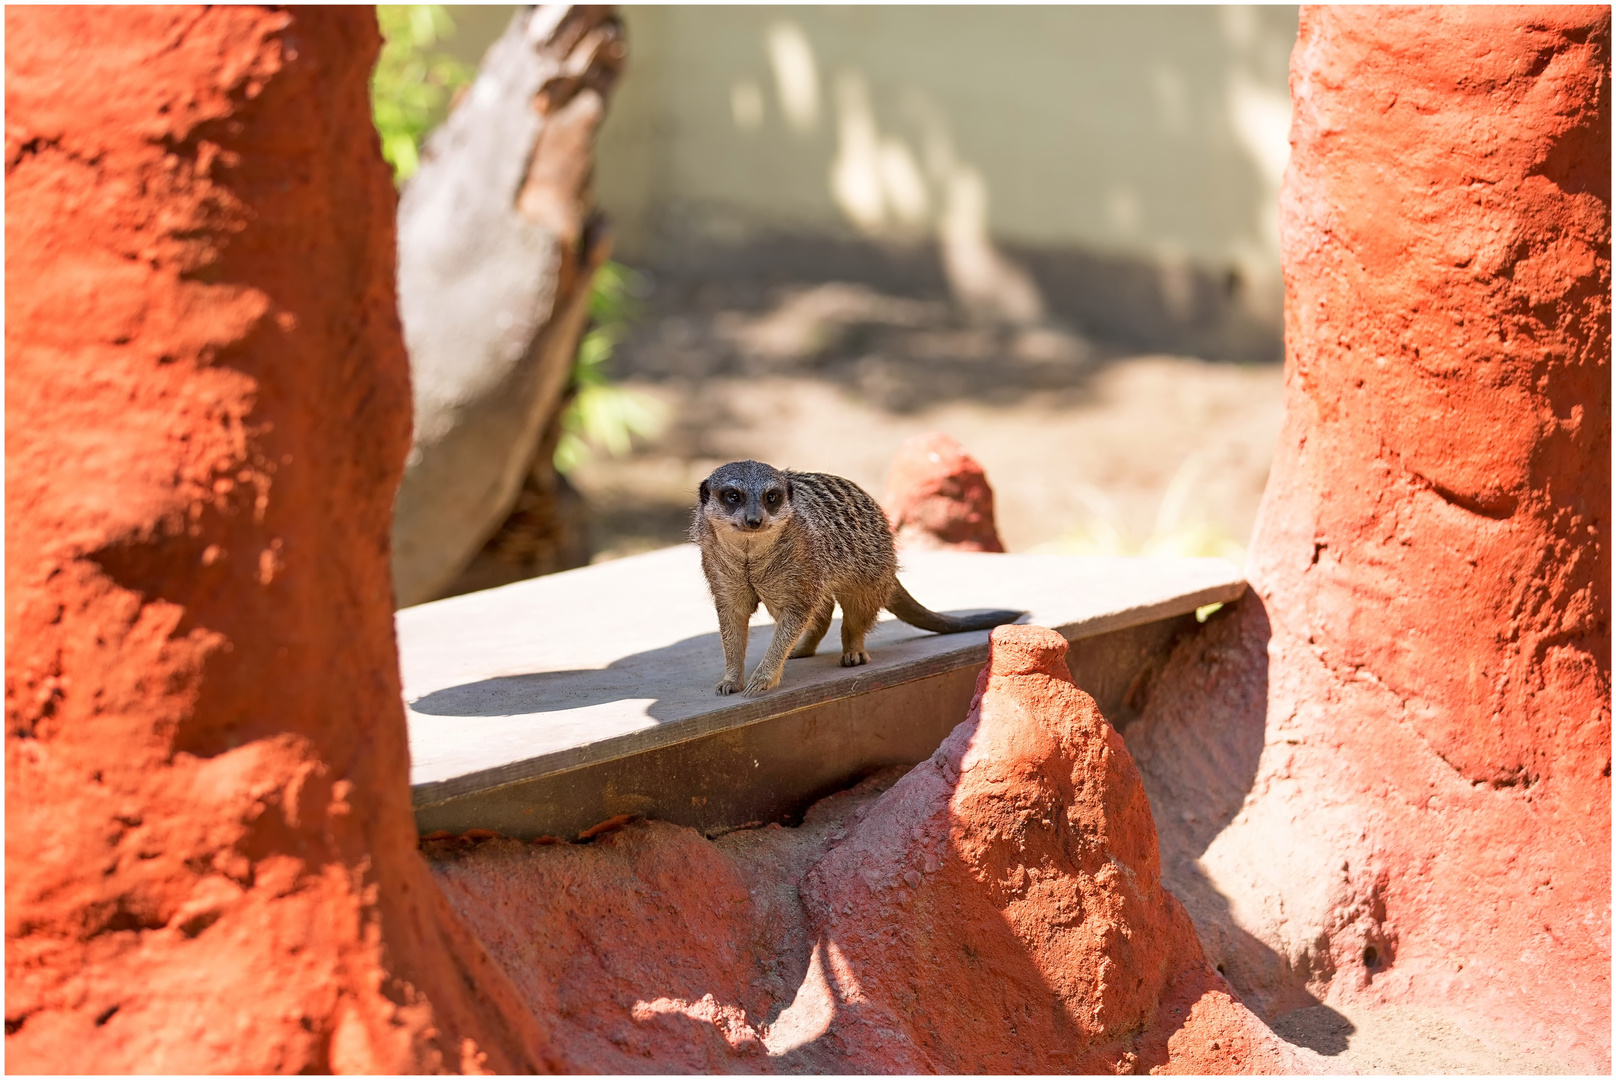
[392,5,622,607]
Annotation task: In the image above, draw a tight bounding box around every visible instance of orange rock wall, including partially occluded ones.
[5,8,552,1071]
[1272,3,1610,796]
[1266,3,1610,1050]
[1132,5,1609,1071]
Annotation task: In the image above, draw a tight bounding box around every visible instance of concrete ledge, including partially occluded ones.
[400,545,1244,836]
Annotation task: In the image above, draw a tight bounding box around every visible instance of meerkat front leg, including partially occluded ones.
[745,606,810,695]
[788,595,836,659]
[714,589,757,695]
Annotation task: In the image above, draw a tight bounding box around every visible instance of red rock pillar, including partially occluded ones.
[880,432,1007,552]
[1245,3,1607,1065]
[5,8,553,1072]
[792,625,1309,1073]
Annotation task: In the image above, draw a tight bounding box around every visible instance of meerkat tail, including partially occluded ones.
[886,581,1023,634]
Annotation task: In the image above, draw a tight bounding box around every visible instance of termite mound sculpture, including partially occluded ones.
[1127,5,1610,1070]
[5,8,555,1071]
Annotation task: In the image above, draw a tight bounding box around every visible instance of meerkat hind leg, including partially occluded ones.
[788,595,836,659]
[838,591,881,667]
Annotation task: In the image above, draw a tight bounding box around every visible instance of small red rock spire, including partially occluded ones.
[880,432,1007,552]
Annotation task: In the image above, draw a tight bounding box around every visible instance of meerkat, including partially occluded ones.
[691,459,1023,696]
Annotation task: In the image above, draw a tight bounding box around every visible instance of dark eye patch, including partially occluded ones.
[724,489,743,505]
[765,490,783,507]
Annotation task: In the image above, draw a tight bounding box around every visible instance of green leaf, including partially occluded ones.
[370,5,474,184]
[555,262,665,474]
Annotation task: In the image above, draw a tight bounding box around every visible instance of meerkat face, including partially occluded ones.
[699,460,795,536]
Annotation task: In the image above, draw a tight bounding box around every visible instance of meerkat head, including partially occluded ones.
[698,459,795,536]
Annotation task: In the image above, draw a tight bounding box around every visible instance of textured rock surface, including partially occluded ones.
[790,625,1306,1073]
[4,8,554,1072]
[880,431,1007,552]
[427,628,1316,1074]
[1125,6,1610,1071]
[424,775,896,1074]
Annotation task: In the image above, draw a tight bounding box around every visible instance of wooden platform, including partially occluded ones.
[399,544,1244,839]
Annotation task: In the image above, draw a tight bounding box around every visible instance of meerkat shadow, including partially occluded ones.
[406,609,1017,720]
[406,631,730,718]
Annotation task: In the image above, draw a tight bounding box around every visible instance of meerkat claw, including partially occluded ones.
[840,650,870,668]
[716,679,742,695]
[743,673,780,696]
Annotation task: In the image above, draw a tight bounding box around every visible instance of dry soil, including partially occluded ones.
[569,274,1284,564]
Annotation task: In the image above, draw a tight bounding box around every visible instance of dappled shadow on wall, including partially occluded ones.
[642,11,1290,367]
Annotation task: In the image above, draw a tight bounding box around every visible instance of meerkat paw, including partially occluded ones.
[788,641,819,659]
[743,670,781,696]
[840,649,870,668]
[716,677,743,695]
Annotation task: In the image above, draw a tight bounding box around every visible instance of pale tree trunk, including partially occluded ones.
[391,4,622,607]
[437,386,592,598]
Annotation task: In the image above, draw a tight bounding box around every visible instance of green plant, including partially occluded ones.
[370,5,474,183]
[554,262,668,474]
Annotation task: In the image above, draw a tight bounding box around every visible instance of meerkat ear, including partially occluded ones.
[699,480,711,504]
[785,477,794,502]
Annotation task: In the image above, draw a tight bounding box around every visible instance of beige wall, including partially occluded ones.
[598,7,1296,276]
[446,6,1297,300]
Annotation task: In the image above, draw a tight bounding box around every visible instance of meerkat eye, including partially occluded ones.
[765,491,782,508]
[724,490,742,505]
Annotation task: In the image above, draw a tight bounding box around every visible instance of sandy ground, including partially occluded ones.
[1269,1002,1567,1075]
[570,278,1285,564]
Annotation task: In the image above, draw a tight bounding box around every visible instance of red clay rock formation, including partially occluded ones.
[425,777,890,1074]
[881,432,1007,552]
[5,8,554,1072]
[1125,6,1610,1070]
[426,628,1317,1074]
[790,625,1307,1073]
